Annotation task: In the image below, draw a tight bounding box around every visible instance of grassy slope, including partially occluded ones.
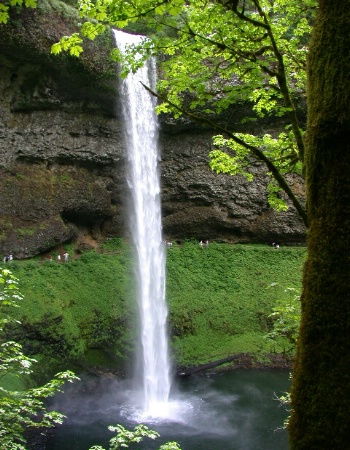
[166,242,305,366]
[6,240,306,370]
[8,240,135,364]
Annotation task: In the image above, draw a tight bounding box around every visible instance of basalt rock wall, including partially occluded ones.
[0,6,306,259]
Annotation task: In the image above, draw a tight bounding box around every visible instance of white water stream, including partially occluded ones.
[113,30,171,416]
[45,32,291,446]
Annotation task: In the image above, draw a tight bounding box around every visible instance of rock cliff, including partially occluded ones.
[0,4,306,259]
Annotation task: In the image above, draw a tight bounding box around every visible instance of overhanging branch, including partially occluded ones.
[141,82,308,227]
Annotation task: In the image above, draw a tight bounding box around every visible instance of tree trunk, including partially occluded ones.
[289,1,350,448]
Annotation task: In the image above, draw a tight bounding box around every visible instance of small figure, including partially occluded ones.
[63,252,69,262]
[205,240,209,246]
[2,256,7,263]
[8,254,13,263]
[199,240,204,247]
[57,254,61,263]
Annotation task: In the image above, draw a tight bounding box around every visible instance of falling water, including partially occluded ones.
[113,30,171,415]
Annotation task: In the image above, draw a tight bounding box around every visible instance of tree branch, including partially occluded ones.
[141,82,308,226]
[252,0,305,163]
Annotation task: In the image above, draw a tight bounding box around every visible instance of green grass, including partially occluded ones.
[8,248,136,364]
[5,241,306,371]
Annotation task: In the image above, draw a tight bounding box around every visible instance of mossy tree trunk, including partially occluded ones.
[289,1,350,448]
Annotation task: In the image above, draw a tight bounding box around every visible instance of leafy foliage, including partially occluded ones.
[0,0,37,24]
[51,33,84,57]
[265,285,301,354]
[264,284,301,429]
[89,424,181,450]
[0,268,78,450]
[52,0,317,224]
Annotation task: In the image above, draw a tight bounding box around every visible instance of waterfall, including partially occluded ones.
[113,30,171,414]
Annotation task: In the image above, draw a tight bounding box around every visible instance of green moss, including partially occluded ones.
[289,3,350,447]
[17,227,36,237]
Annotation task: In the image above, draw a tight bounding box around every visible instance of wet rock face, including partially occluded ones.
[0,48,129,258]
[0,17,306,258]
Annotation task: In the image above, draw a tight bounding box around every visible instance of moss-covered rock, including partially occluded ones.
[0,163,119,257]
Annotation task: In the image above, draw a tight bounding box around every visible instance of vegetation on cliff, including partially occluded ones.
[4,241,306,374]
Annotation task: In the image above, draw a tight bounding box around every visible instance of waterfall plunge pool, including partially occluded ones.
[46,369,290,450]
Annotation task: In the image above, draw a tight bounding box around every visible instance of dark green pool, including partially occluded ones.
[46,369,290,450]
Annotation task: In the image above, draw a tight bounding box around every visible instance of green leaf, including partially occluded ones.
[24,0,37,7]
[0,4,9,24]
[81,22,106,40]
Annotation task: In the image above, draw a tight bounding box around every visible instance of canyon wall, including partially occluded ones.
[0,4,306,259]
